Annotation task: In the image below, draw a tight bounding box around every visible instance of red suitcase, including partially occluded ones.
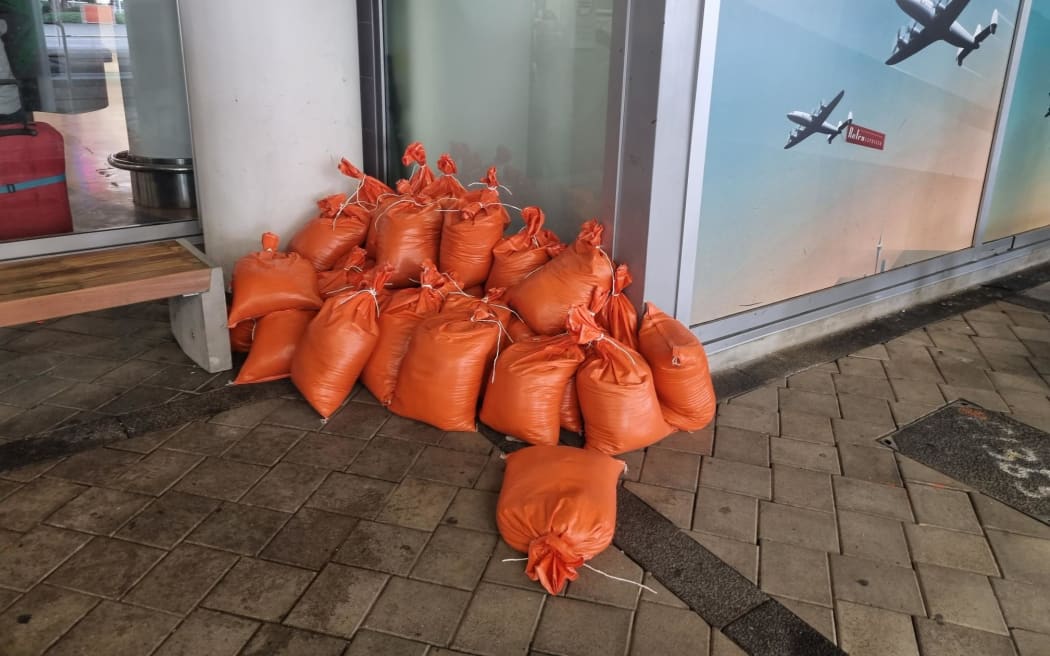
[0,121,74,241]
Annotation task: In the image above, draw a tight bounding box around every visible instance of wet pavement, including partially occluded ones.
[1,279,1050,654]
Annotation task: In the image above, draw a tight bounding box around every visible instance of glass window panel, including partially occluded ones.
[384,0,616,241]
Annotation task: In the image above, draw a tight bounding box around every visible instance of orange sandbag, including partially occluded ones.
[487,206,562,290]
[373,197,443,288]
[388,308,502,431]
[442,287,513,326]
[507,220,613,335]
[639,302,717,431]
[439,191,509,288]
[337,157,395,206]
[234,309,316,384]
[506,315,534,342]
[597,264,640,351]
[361,261,447,404]
[229,320,254,353]
[568,306,672,455]
[497,445,624,595]
[227,233,322,327]
[420,153,467,208]
[288,194,371,271]
[290,268,391,419]
[317,247,371,297]
[480,335,584,445]
[400,141,436,195]
[560,378,583,433]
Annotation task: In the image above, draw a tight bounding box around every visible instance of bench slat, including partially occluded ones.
[0,241,214,327]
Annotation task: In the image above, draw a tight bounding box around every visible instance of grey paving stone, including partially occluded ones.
[125,543,237,615]
[206,398,285,430]
[895,455,969,489]
[46,600,178,656]
[838,444,902,486]
[915,562,1007,635]
[378,415,444,444]
[333,519,430,575]
[769,438,840,475]
[641,572,688,608]
[107,448,204,496]
[439,430,494,455]
[772,465,834,513]
[442,488,499,533]
[716,403,779,435]
[829,553,924,615]
[722,599,843,656]
[991,577,1050,634]
[481,540,551,594]
[973,335,1032,358]
[938,384,1011,412]
[838,355,890,379]
[452,583,544,656]
[834,373,895,401]
[566,547,644,609]
[711,630,747,656]
[282,432,367,470]
[285,564,388,638]
[904,524,1000,576]
[985,529,1050,585]
[630,601,712,656]
[932,352,996,390]
[262,398,326,431]
[970,493,1050,539]
[624,481,694,529]
[836,600,919,656]
[884,357,944,385]
[890,400,941,426]
[97,385,178,414]
[411,525,498,591]
[689,531,759,583]
[641,447,702,490]
[772,595,836,643]
[889,378,946,406]
[186,501,290,556]
[306,471,396,519]
[223,424,304,466]
[787,369,836,395]
[347,630,429,656]
[261,507,358,570]
[831,416,895,445]
[758,540,831,607]
[0,525,89,592]
[533,596,633,656]
[713,427,770,467]
[759,501,838,553]
[837,509,910,567]
[46,381,125,410]
[153,609,259,656]
[907,483,982,533]
[364,577,472,646]
[779,388,840,419]
[838,394,895,429]
[241,462,327,513]
[45,536,164,598]
[163,421,246,456]
[173,456,267,502]
[1013,629,1050,656]
[617,488,767,628]
[699,456,771,500]
[834,476,914,521]
[727,385,780,413]
[693,486,759,543]
[203,558,315,622]
[408,445,490,488]
[656,427,715,454]
[45,485,147,534]
[913,618,1016,656]
[115,490,220,549]
[0,584,98,656]
[0,375,73,408]
[240,623,347,656]
[778,410,835,444]
[0,477,85,532]
[377,477,459,531]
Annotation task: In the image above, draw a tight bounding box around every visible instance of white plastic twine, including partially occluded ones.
[467,180,514,196]
[594,332,636,365]
[499,558,658,595]
[470,315,512,382]
[338,287,382,315]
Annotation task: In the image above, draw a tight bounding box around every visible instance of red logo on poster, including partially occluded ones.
[845,124,885,150]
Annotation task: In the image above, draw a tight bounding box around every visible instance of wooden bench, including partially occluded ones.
[0,239,232,373]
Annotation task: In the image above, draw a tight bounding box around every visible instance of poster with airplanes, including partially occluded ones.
[980,0,1050,242]
[691,0,1020,325]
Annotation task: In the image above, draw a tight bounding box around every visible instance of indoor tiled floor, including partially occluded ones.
[0,298,1049,655]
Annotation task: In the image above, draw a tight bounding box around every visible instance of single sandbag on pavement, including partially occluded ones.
[638,302,716,431]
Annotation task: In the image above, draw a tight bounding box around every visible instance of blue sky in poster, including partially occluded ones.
[692,0,1018,324]
[982,0,1050,241]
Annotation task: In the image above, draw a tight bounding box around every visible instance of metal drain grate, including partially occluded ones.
[885,400,1050,525]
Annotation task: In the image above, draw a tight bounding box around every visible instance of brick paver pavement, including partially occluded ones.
[0,299,1049,654]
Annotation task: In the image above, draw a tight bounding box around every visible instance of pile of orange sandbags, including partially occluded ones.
[226,140,716,436]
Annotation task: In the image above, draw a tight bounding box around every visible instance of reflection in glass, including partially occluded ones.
[385,0,615,241]
[0,0,194,243]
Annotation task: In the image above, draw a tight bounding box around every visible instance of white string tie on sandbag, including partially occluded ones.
[330,179,365,228]
[594,332,636,365]
[499,558,657,595]
[471,316,512,382]
[467,180,514,196]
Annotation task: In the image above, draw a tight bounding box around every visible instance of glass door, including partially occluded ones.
[381,0,619,242]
